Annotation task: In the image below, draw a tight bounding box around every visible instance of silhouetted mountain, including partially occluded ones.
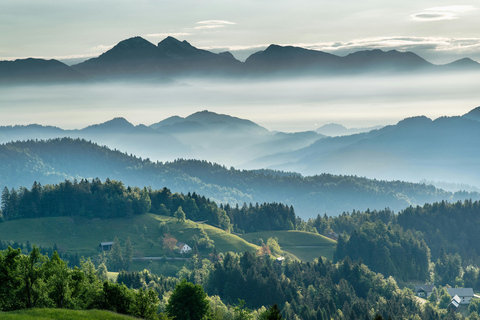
[72,36,168,79]
[1,138,475,218]
[249,107,480,187]
[4,37,479,83]
[443,57,480,71]
[245,44,341,74]
[316,123,383,136]
[0,110,322,167]
[0,58,87,84]
[81,117,136,133]
[150,116,184,129]
[342,49,433,71]
[462,106,480,121]
[73,36,241,79]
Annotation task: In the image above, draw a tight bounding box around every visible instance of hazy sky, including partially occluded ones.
[1,0,479,64]
[1,0,479,133]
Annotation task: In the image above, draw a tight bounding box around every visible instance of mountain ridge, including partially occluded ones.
[2,36,479,83]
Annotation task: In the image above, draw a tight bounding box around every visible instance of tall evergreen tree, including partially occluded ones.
[109,237,123,271]
[125,237,133,271]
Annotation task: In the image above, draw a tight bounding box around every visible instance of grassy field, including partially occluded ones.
[0,213,258,259]
[0,308,137,319]
[240,230,337,262]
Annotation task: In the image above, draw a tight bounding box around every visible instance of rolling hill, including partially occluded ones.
[0,213,258,258]
[0,137,476,218]
[240,230,336,261]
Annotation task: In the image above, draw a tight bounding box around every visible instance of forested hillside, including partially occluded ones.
[0,246,440,320]
[0,179,296,234]
[309,200,480,291]
[1,138,476,218]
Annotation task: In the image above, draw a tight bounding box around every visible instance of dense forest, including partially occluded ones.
[2,245,455,320]
[1,137,477,218]
[309,200,480,290]
[0,179,296,233]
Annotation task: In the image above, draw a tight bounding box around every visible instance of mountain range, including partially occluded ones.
[246,106,480,187]
[1,138,477,219]
[1,36,479,83]
[0,110,324,166]
[2,107,480,189]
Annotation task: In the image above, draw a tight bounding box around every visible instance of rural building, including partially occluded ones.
[447,288,474,304]
[450,295,461,309]
[414,284,436,298]
[327,232,339,241]
[275,257,285,265]
[178,242,192,254]
[99,241,114,251]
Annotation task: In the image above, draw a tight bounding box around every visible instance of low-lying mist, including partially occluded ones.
[1,72,478,132]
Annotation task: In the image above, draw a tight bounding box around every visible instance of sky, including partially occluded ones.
[0,0,479,132]
[1,0,479,64]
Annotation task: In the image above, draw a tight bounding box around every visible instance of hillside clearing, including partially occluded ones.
[240,230,336,262]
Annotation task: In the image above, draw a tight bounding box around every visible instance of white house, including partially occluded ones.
[177,242,192,254]
[450,295,461,309]
[447,288,474,305]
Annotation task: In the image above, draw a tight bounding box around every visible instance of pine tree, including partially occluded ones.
[1,187,10,221]
[109,237,124,271]
[125,237,133,271]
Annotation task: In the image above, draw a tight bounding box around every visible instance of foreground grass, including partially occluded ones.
[0,308,138,319]
[240,230,336,262]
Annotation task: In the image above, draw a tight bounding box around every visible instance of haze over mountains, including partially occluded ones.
[1,36,479,83]
[0,110,323,165]
[2,107,480,190]
[1,138,477,219]
[247,106,480,187]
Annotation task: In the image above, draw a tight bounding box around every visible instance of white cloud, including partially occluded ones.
[144,32,192,38]
[194,25,225,30]
[90,44,114,52]
[411,5,477,21]
[196,20,236,25]
[194,20,236,30]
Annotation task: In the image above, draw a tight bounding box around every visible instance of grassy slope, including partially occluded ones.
[0,308,137,320]
[240,230,337,262]
[0,213,258,258]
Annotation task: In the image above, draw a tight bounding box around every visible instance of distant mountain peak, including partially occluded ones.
[82,117,135,132]
[105,36,159,56]
[462,106,480,121]
[157,36,200,58]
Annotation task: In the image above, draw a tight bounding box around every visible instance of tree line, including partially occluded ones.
[0,179,296,233]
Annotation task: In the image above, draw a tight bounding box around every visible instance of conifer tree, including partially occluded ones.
[109,237,123,271]
[125,237,133,271]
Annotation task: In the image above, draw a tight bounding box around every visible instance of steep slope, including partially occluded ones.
[72,36,168,79]
[72,36,241,79]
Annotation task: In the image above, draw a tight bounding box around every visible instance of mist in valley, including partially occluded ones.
[1,71,480,188]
